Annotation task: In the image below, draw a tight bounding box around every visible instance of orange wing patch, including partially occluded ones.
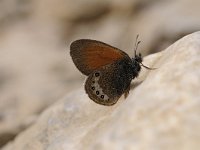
[84,44,124,70]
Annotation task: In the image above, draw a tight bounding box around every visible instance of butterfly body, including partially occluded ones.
[70,39,143,106]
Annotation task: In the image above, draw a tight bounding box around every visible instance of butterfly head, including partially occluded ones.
[133,52,142,64]
[131,35,155,70]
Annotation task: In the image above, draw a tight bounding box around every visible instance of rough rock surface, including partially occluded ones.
[2,32,200,150]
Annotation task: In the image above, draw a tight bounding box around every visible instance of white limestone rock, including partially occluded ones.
[2,32,200,150]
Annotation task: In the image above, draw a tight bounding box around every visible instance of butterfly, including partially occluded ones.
[70,35,153,106]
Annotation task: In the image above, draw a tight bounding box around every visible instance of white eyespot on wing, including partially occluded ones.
[91,72,109,101]
[100,94,109,101]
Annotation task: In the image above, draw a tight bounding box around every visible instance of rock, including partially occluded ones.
[2,32,200,150]
[0,22,82,148]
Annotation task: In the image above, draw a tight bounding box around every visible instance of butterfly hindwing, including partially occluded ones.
[85,58,133,106]
[70,39,129,75]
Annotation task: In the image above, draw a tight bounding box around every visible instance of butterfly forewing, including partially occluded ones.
[70,39,128,75]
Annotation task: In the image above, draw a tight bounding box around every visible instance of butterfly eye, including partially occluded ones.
[95,72,100,77]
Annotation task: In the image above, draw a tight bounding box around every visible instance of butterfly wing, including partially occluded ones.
[70,39,129,75]
[85,58,133,106]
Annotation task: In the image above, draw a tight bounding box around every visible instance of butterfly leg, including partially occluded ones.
[124,85,130,99]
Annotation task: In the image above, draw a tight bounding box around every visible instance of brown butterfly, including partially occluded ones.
[70,35,153,106]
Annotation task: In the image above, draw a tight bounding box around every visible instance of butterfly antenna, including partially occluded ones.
[134,35,157,70]
[140,62,157,70]
[134,34,141,57]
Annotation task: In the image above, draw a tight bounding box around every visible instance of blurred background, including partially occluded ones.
[0,0,200,148]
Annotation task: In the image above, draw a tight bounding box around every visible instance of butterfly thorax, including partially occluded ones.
[131,54,142,79]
